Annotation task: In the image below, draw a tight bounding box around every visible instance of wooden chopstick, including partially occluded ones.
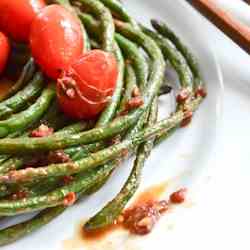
[242,0,250,4]
[189,0,250,54]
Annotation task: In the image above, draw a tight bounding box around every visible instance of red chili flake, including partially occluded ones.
[170,188,187,204]
[132,86,141,98]
[123,201,161,235]
[180,110,193,127]
[62,175,74,185]
[30,124,54,138]
[176,89,190,104]
[63,192,76,206]
[125,97,144,111]
[195,86,207,98]
[47,150,71,164]
[11,190,27,200]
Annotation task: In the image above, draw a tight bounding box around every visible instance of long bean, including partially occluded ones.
[151,20,203,87]
[0,160,119,245]
[0,96,204,186]
[115,33,148,89]
[0,162,118,215]
[0,85,56,138]
[85,98,158,230]
[98,0,139,28]
[77,0,115,52]
[0,97,204,215]
[119,64,137,111]
[142,27,193,90]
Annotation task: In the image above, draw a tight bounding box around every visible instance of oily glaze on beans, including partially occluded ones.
[30,5,84,79]
[57,50,118,119]
[0,32,10,75]
[0,0,46,42]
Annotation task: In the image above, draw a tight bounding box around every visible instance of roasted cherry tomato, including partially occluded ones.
[30,4,84,79]
[57,50,118,119]
[0,0,46,42]
[0,32,10,75]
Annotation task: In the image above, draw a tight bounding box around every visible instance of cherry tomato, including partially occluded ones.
[30,5,84,79]
[57,50,118,119]
[0,0,46,42]
[0,32,10,75]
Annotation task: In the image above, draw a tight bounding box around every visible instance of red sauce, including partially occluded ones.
[63,182,188,250]
[81,182,169,240]
[123,200,169,235]
[133,181,169,205]
[82,223,122,242]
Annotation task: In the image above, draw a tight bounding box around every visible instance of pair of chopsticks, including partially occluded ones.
[189,0,250,54]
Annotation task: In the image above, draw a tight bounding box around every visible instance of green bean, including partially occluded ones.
[119,64,137,110]
[77,12,99,40]
[0,120,95,175]
[0,206,66,246]
[0,24,164,154]
[98,0,139,28]
[0,72,45,119]
[114,21,165,104]
[142,27,193,90]
[0,98,205,214]
[85,98,158,230]
[0,85,56,138]
[0,101,68,167]
[151,20,203,87]
[77,0,115,52]
[115,33,148,89]
[70,142,106,161]
[0,163,117,215]
[0,58,36,102]
[0,160,119,245]
[0,110,141,153]
[0,158,24,175]
[0,96,205,186]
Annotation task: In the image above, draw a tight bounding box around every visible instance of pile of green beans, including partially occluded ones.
[0,0,207,245]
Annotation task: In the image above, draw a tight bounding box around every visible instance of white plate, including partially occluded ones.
[1,0,223,249]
